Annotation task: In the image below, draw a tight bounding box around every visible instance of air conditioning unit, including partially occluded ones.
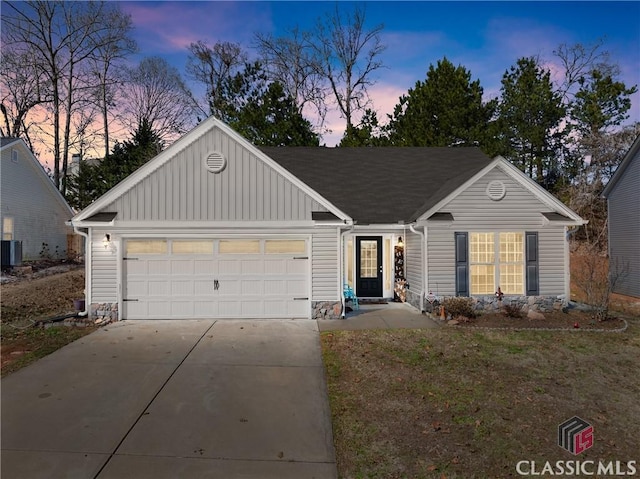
[1,240,23,267]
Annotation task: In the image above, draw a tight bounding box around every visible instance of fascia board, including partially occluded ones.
[417,157,503,221]
[214,121,352,222]
[496,157,586,224]
[602,135,640,198]
[72,116,221,222]
[73,117,352,224]
[9,139,75,217]
[418,157,585,225]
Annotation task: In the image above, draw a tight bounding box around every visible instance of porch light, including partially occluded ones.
[103,234,111,249]
[397,237,404,248]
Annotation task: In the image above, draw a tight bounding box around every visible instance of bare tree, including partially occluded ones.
[186,40,248,118]
[0,49,49,145]
[2,1,136,192]
[119,57,198,143]
[254,27,327,127]
[312,5,385,129]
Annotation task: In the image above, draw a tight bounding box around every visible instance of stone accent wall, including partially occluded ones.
[90,302,118,324]
[423,295,566,314]
[405,289,422,312]
[312,301,342,319]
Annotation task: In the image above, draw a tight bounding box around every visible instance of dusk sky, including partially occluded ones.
[118,1,640,146]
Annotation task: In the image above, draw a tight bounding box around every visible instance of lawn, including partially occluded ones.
[321,321,640,478]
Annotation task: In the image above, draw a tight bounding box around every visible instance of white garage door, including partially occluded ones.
[123,238,309,319]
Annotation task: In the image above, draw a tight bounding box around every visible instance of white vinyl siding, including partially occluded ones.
[1,141,73,260]
[426,165,567,296]
[104,126,326,222]
[312,228,339,301]
[607,148,640,298]
[91,231,118,303]
[405,230,423,292]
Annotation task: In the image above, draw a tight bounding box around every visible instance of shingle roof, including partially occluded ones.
[260,147,493,224]
[0,137,21,148]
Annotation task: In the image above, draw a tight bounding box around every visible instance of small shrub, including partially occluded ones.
[502,302,523,319]
[442,297,476,319]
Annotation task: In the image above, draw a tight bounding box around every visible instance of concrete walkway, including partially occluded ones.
[1,320,337,479]
[318,302,441,331]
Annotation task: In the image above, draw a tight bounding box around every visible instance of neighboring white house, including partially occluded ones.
[1,138,75,262]
[603,135,640,298]
[70,117,585,322]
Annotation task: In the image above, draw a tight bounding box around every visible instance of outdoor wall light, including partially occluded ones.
[103,234,111,249]
[397,236,404,248]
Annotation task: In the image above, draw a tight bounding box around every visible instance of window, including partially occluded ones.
[219,240,260,254]
[470,232,524,295]
[2,217,14,240]
[265,240,306,254]
[126,240,167,254]
[172,240,213,254]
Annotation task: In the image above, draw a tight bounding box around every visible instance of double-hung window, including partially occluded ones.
[469,232,524,295]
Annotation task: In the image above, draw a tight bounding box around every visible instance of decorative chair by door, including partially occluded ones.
[343,283,359,310]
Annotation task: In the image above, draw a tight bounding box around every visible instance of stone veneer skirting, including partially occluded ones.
[312,301,342,319]
[422,295,566,314]
[90,302,119,324]
[405,289,422,311]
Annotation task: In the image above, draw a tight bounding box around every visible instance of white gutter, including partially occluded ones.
[72,225,90,317]
[339,226,354,318]
[409,224,426,312]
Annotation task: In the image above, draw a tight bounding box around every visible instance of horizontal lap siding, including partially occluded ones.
[91,231,118,302]
[426,165,567,296]
[312,228,339,301]
[405,230,423,292]
[608,149,640,297]
[104,126,325,222]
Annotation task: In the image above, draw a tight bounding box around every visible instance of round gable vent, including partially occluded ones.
[204,151,226,173]
[486,180,506,201]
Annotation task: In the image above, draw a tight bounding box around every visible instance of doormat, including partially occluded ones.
[360,300,388,305]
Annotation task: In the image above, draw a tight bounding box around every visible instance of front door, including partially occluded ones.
[356,236,383,297]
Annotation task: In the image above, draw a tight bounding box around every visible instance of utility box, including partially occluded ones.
[1,240,23,267]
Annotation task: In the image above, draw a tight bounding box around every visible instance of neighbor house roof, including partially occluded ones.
[0,137,21,148]
[260,147,493,224]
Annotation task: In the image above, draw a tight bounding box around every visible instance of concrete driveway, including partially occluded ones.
[1,320,337,479]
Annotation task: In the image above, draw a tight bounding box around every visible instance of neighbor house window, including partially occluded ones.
[2,217,14,240]
[470,232,524,295]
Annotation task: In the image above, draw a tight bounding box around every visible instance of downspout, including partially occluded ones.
[409,224,426,312]
[339,225,354,318]
[73,226,90,317]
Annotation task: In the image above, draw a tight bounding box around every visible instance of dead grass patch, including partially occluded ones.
[322,322,640,478]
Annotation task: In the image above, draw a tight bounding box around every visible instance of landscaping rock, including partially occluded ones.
[527,310,545,320]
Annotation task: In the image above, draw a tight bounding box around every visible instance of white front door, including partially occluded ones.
[123,238,309,319]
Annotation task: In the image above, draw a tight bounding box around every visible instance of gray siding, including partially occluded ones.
[405,230,423,292]
[608,148,640,297]
[104,126,326,222]
[312,228,339,300]
[0,142,73,260]
[91,230,118,302]
[426,165,567,296]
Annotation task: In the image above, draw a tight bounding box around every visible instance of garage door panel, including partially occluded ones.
[148,260,170,275]
[124,238,309,319]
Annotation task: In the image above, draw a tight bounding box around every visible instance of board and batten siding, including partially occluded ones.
[405,230,423,293]
[425,164,567,296]
[1,142,73,260]
[90,231,118,303]
[312,228,339,301]
[104,126,326,222]
[607,147,640,298]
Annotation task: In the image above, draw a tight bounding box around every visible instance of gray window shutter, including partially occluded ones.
[525,232,539,296]
[455,232,469,297]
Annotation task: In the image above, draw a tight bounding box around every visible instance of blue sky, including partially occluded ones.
[121,1,640,145]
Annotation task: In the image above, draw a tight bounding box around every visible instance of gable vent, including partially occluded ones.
[486,180,506,201]
[204,151,226,173]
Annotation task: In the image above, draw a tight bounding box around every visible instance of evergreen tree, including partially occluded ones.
[385,57,496,150]
[497,57,565,189]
